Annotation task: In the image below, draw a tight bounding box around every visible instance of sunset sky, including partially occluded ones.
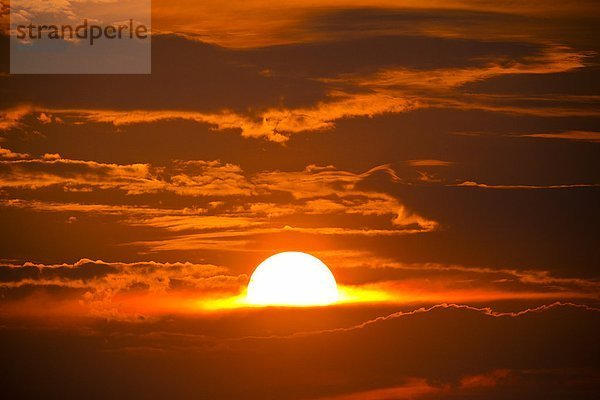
[1,1,599,398]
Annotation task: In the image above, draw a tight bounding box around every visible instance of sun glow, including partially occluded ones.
[246,252,339,306]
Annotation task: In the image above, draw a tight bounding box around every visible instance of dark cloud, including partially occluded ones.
[1,303,598,399]
[0,34,327,112]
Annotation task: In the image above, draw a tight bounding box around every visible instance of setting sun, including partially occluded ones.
[246,252,339,306]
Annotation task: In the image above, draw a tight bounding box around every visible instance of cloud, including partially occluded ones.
[6,249,596,321]
[0,198,204,217]
[314,368,593,400]
[351,255,599,288]
[128,224,431,253]
[168,160,256,196]
[130,215,262,232]
[124,162,438,252]
[1,33,594,141]
[0,147,29,160]
[2,298,599,399]
[0,258,246,319]
[2,251,597,321]
[5,92,417,142]
[0,157,437,252]
[432,93,600,117]
[0,258,233,290]
[253,163,403,199]
[237,302,599,340]
[0,106,32,131]
[49,40,593,138]
[0,4,598,399]
[149,0,600,47]
[522,131,600,143]
[455,181,600,189]
[248,92,417,141]
[0,157,157,192]
[0,155,254,196]
[406,159,454,167]
[344,45,589,89]
[321,44,598,118]
[0,157,410,209]
[459,369,510,390]
[314,377,440,400]
[312,370,509,400]
[317,251,600,300]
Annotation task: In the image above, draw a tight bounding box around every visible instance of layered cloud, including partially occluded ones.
[1,27,595,142]
[0,153,438,256]
[147,0,600,47]
[0,154,253,196]
[1,253,597,320]
[0,258,246,319]
[0,93,418,142]
[2,299,598,399]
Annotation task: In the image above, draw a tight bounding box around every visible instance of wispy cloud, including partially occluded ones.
[406,159,454,167]
[0,93,417,142]
[0,155,437,251]
[521,131,600,143]
[243,302,600,339]
[454,181,600,189]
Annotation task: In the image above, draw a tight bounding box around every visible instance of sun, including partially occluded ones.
[246,252,339,306]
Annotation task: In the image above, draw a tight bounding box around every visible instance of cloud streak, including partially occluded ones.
[454,181,600,189]
[522,131,600,143]
[234,302,600,340]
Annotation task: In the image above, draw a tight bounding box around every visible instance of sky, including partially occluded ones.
[1,1,599,398]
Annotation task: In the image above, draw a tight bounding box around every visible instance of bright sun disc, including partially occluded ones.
[246,252,339,306]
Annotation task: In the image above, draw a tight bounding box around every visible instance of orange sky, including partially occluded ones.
[1,0,599,398]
